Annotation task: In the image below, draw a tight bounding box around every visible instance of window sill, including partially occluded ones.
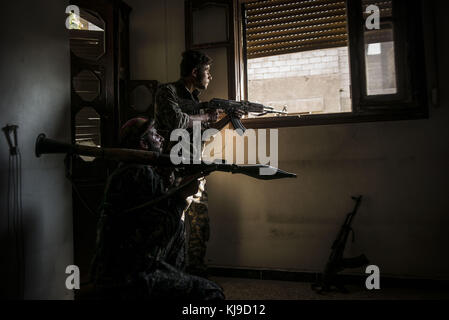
[241,109,429,129]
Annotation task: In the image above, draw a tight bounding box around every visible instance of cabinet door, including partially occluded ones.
[121,80,160,121]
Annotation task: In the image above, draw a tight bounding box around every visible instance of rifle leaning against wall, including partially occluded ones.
[312,195,369,293]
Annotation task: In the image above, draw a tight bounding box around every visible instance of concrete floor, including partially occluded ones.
[210,277,449,300]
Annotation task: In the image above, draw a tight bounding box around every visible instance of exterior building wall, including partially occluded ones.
[247,47,352,114]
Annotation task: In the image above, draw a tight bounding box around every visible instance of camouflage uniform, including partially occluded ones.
[90,163,223,300]
[185,178,209,277]
[154,79,206,155]
[154,79,211,276]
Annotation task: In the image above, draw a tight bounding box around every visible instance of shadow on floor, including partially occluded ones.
[210,277,449,300]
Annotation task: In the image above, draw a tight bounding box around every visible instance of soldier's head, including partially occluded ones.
[119,117,164,152]
[180,50,213,90]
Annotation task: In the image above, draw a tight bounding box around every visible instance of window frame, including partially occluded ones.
[237,0,429,130]
[185,0,239,100]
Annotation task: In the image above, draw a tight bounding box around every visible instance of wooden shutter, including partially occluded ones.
[245,0,348,59]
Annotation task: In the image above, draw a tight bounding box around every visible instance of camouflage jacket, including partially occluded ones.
[154,79,205,154]
[90,163,188,288]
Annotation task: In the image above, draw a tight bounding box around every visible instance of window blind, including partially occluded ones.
[245,0,348,59]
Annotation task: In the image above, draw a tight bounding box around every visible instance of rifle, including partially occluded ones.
[312,195,369,293]
[35,133,296,181]
[181,98,287,133]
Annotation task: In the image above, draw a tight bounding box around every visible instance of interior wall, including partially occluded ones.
[0,0,73,298]
[206,1,449,280]
[127,0,185,82]
[127,0,449,280]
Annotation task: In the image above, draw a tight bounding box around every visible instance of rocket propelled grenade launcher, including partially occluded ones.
[35,134,296,180]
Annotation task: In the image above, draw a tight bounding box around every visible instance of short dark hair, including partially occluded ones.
[180,50,212,78]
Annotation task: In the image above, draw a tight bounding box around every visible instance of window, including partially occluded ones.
[236,0,428,129]
[185,0,237,101]
[244,0,351,116]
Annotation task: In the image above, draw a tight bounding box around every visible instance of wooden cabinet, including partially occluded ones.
[68,0,131,291]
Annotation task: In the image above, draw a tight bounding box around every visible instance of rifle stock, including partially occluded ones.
[341,254,369,269]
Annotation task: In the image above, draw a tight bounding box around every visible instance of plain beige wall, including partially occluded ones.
[128,0,185,82]
[127,0,449,280]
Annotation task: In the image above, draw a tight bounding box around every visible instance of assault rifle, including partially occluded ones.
[182,98,287,133]
[312,195,369,293]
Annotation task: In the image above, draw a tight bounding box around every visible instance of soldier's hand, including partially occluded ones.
[206,109,220,122]
[230,109,247,119]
